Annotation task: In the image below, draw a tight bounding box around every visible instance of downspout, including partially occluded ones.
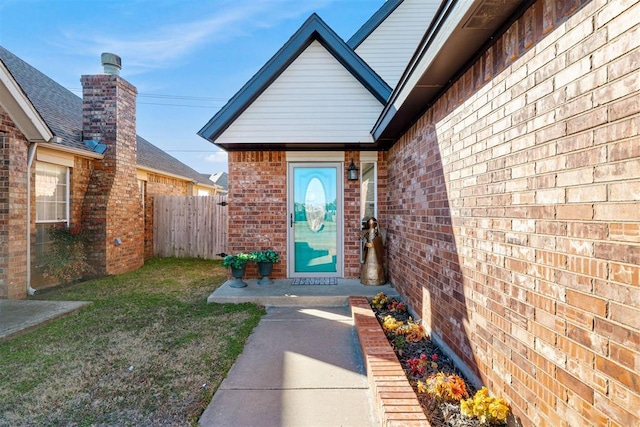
[26,142,38,296]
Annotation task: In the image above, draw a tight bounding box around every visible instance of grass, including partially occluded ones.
[0,258,265,426]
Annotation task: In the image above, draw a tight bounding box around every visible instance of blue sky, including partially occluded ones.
[0,0,385,174]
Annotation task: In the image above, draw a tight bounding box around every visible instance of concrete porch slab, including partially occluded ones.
[0,300,91,342]
[208,278,398,307]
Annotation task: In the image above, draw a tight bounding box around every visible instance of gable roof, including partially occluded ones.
[0,55,52,143]
[198,13,392,144]
[0,46,84,151]
[347,0,404,49]
[0,46,212,186]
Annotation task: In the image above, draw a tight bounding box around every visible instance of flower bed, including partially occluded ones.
[350,294,510,427]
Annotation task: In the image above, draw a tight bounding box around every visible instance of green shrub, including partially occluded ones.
[43,225,94,284]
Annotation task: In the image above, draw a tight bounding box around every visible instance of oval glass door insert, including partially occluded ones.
[304,177,326,233]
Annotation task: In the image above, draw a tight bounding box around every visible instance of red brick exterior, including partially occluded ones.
[350,296,430,426]
[0,109,29,299]
[2,66,203,298]
[385,1,640,426]
[344,150,362,278]
[81,74,144,275]
[225,0,639,424]
[227,151,287,278]
[226,150,374,279]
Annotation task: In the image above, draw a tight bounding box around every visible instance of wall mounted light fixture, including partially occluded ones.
[347,159,359,181]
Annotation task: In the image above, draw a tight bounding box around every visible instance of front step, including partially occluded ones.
[208,278,398,307]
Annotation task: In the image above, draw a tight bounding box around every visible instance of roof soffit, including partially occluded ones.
[373,0,528,144]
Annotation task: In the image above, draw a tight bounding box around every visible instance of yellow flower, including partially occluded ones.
[382,315,402,333]
[489,400,509,421]
[461,387,509,424]
[460,398,473,417]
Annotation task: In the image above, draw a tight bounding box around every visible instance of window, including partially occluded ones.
[360,162,377,222]
[360,161,377,263]
[138,179,146,209]
[35,162,69,262]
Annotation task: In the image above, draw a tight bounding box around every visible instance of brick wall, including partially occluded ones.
[81,74,144,275]
[344,150,362,278]
[0,110,28,299]
[70,157,93,224]
[385,0,640,425]
[227,151,373,279]
[227,151,287,278]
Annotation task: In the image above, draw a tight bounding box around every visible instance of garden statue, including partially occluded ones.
[360,217,385,285]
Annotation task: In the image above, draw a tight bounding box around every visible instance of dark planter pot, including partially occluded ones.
[257,261,274,285]
[229,264,248,288]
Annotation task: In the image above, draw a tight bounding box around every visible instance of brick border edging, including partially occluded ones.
[349,296,431,427]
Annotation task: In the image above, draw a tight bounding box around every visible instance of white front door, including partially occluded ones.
[288,162,343,277]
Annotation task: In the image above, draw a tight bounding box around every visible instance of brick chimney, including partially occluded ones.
[80,53,143,275]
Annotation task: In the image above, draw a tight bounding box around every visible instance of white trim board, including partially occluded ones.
[286,151,345,162]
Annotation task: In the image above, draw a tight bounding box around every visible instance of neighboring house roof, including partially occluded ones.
[199,172,227,192]
[0,46,85,151]
[0,46,211,187]
[198,13,392,147]
[0,54,52,143]
[209,172,228,191]
[136,136,212,186]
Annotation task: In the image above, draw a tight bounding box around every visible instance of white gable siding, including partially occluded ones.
[216,41,383,145]
[355,0,440,88]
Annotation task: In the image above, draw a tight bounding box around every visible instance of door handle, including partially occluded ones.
[290,213,294,228]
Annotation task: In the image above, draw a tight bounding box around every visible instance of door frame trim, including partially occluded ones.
[287,162,344,278]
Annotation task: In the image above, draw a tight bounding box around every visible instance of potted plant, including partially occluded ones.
[251,250,280,285]
[222,253,254,288]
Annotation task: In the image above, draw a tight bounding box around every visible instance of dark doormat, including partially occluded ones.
[291,278,337,285]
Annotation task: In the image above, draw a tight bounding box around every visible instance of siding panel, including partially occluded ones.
[217,41,383,145]
[355,0,440,88]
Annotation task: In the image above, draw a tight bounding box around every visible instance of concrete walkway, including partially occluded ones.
[0,300,91,342]
[199,305,380,427]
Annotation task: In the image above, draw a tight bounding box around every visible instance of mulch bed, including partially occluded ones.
[371,303,485,427]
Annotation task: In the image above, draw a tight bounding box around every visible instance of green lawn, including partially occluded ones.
[0,258,264,426]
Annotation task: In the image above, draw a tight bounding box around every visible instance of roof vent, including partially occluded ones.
[84,139,108,154]
[101,53,122,75]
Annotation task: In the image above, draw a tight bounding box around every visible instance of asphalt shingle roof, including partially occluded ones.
[209,172,228,191]
[0,46,211,186]
[136,135,210,185]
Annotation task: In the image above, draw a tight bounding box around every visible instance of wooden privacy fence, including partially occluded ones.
[153,195,227,259]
